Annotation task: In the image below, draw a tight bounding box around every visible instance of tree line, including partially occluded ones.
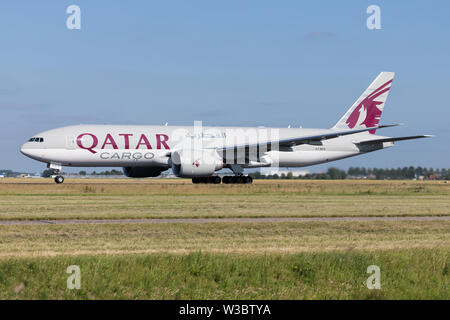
[41,169,124,177]
[0,170,26,177]
[250,166,450,180]
[79,169,124,176]
[31,166,450,180]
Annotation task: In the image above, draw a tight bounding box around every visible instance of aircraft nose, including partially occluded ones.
[20,141,46,161]
[20,142,38,158]
[20,143,30,156]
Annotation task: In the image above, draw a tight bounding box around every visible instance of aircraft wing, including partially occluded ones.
[217,124,400,152]
[356,135,433,145]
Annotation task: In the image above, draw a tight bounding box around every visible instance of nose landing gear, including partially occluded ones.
[47,163,64,184]
[54,175,65,184]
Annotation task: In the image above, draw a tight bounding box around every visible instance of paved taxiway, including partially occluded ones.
[1,216,449,225]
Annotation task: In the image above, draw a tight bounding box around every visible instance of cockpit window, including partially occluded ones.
[28,137,44,142]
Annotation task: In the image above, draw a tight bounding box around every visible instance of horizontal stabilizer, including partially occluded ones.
[357,135,433,145]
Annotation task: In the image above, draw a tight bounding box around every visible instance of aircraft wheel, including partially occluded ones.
[54,175,64,184]
[221,175,252,184]
[213,176,221,184]
[192,178,200,184]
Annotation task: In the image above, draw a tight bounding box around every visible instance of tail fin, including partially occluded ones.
[333,72,395,134]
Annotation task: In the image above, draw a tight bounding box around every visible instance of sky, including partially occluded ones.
[0,1,449,173]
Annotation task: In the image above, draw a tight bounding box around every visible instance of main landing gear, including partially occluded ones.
[192,176,221,184]
[191,176,253,184]
[222,176,253,184]
[191,164,253,184]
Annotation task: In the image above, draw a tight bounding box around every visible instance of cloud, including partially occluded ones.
[258,101,289,107]
[304,31,335,40]
[0,101,47,111]
[52,114,103,123]
[0,101,101,127]
[17,113,102,125]
[0,87,21,96]
[192,109,227,118]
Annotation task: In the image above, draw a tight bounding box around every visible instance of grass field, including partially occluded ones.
[0,220,449,257]
[1,250,448,299]
[0,179,448,299]
[0,179,449,220]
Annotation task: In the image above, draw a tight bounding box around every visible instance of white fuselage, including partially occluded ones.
[20,72,429,181]
[20,124,392,171]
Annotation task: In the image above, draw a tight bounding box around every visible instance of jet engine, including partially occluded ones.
[171,149,223,178]
[122,166,167,178]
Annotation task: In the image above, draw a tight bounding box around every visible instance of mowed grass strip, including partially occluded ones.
[0,195,448,220]
[0,221,448,257]
[1,178,449,196]
[0,250,448,299]
[0,179,449,220]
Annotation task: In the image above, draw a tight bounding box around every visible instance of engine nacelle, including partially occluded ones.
[171,149,223,178]
[122,166,167,178]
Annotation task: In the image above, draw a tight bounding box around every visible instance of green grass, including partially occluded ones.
[0,250,448,299]
[0,180,448,299]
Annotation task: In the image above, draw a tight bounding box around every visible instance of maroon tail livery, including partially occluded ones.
[333,72,394,134]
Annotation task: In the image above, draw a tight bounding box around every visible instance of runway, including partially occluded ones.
[1,216,449,225]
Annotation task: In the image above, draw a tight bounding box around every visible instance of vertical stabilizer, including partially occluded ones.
[333,72,395,134]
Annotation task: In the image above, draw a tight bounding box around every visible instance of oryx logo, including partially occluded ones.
[346,79,392,134]
[193,159,200,167]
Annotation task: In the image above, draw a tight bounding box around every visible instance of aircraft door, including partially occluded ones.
[66,135,76,150]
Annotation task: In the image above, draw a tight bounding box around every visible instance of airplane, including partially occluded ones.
[20,72,432,184]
